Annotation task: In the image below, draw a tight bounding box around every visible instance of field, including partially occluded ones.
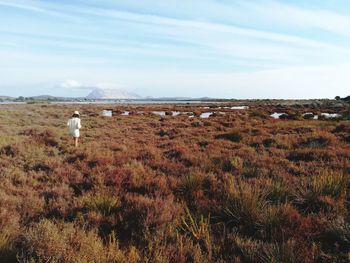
[0,102,349,263]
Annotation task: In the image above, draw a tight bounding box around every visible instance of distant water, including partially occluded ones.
[151,111,164,116]
[320,113,341,118]
[230,106,249,109]
[54,100,223,105]
[0,100,225,105]
[102,110,113,117]
[271,112,342,119]
[0,102,26,105]
[200,112,213,118]
[270,112,286,119]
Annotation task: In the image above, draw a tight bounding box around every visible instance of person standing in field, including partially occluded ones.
[67,111,82,147]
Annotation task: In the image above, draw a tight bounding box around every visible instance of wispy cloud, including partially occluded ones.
[246,1,350,37]
[0,0,81,21]
[80,8,332,48]
[2,0,336,49]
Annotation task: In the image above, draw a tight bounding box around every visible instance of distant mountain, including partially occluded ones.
[86,88,141,99]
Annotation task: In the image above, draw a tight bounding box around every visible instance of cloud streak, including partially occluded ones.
[246,1,350,37]
[0,0,81,21]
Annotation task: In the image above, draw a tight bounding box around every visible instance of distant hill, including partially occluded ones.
[342,96,350,102]
[86,88,141,99]
[0,96,14,100]
[28,95,67,100]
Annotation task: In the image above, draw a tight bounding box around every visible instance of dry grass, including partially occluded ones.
[0,103,349,262]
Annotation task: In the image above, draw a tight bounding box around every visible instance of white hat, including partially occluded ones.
[74,111,80,115]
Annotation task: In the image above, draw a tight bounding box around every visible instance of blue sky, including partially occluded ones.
[1,0,350,98]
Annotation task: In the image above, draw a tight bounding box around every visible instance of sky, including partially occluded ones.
[1,0,350,99]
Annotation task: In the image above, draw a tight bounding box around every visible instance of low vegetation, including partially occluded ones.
[0,102,349,262]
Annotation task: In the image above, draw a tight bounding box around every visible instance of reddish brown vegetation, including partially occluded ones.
[0,103,349,262]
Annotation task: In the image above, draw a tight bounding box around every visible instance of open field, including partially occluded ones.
[0,102,349,262]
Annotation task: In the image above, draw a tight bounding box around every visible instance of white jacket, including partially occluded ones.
[67,117,82,137]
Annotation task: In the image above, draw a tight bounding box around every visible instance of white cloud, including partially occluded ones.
[60,79,83,89]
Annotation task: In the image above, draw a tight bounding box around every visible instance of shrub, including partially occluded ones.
[0,145,18,157]
[164,147,193,167]
[299,135,332,148]
[158,129,169,137]
[19,219,126,263]
[137,149,156,161]
[20,129,59,147]
[282,112,301,120]
[83,191,120,216]
[312,171,347,199]
[265,179,291,204]
[287,149,332,162]
[228,235,263,262]
[249,110,267,119]
[344,135,350,144]
[319,216,350,253]
[176,173,204,206]
[333,123,350,133]
[0,211,20,262]
[179,208,212,259]
[215,132,243,142]
[242,165,260,179]
[230,157,243,171]
[293,171,347,213]
[262,138,276,148]
[263,239,301,263]
[303,113,315,120]
[191,121,203,127]
[278,113,289,119]
[118,194,181,242]
[226,235,302,262]
[220,183,267,235]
